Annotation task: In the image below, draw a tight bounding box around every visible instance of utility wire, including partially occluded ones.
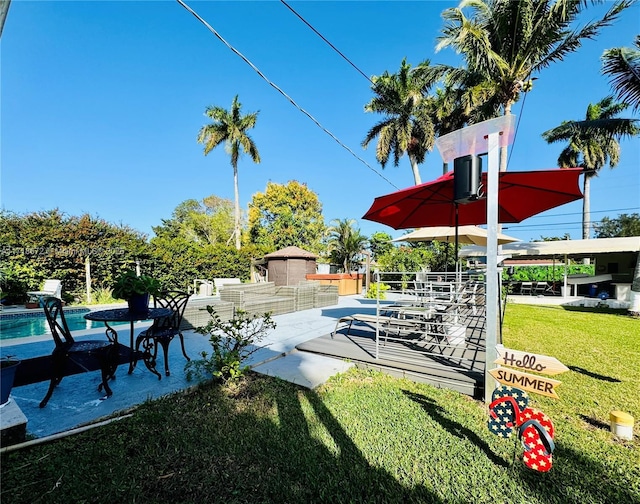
[279,0,373,84]
[521,206,639,220]
[176,0,398,189]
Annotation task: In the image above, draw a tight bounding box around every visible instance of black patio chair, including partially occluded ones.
[40,297,118,408]
[134,291,191,378]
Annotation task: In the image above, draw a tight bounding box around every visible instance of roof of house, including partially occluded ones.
[459,236,640,259]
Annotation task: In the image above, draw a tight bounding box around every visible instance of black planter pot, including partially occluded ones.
[1,360,21,405]
[127,293,150,314]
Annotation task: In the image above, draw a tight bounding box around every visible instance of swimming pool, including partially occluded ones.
[0,309,128,341]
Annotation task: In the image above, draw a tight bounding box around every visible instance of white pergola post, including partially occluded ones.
[435,115,516,403]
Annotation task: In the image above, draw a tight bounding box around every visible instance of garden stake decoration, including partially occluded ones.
[488,346,568,471]
[488,385,556,472]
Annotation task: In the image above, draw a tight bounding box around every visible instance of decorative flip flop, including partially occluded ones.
[519,410,556,472]
[488,386,529,438]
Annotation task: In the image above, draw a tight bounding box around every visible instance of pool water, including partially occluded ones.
[0,310,128,341]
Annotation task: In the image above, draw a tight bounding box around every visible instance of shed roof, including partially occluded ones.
[459,236,640,259]
[263,246,318,259]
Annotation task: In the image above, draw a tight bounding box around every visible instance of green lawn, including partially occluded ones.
[1,305,638,503]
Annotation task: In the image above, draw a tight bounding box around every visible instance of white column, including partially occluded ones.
[484,132,500,403]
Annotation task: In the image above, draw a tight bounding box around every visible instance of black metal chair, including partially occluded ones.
[40,297,118,408]
[135,291,191,378]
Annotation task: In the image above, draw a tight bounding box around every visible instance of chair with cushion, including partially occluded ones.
[27,279,62,305]
[135,291,191,378]
[40,297,118,408]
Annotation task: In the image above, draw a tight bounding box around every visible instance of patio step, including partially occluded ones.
[0,399,27,447]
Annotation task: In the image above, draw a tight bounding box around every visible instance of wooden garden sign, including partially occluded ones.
[487,346,569,472]
[494,346,569,376]
[488,368,562,399]
[489,345,568,399]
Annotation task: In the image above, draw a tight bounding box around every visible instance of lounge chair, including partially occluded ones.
[27,279,62,302]
[520,282,533,296]
[332,313,429,340]
[533,282,548,296]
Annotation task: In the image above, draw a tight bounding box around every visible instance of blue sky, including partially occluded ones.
[2,0,639,244]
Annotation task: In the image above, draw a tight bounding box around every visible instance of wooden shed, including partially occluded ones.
[264,246,318,286]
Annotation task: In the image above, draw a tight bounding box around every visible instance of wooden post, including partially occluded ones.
[85,256,92,304]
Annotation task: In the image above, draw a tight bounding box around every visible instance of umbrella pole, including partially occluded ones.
[455,203,460,283]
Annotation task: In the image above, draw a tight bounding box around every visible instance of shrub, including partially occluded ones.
[186,308,276,383]
[365,282,390,300]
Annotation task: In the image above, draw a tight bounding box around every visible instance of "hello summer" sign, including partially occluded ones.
[489,345,569,399]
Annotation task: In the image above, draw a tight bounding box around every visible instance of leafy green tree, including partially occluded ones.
[197,95,261,250]
[247,181,326,254]
[542,97,639,238]
[594,213,640,238]
[326,219,368,273]
[0,209,147,302]
[363,59,437,184]
[153,196,234,246]
[602,35,640,112]
[369,232,394,261]
[436,0,631,171]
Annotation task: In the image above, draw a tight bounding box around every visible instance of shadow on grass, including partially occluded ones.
[403,389,639,504]
[0,376,445,504]
[402,390,509,468]
[561,305,629,315]
[568,365,621,383]
[578,414,610,431]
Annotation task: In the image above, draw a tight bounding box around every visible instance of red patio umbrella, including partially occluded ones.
[362,168,584,230]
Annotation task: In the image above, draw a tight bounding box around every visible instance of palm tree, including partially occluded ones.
[197,95,260,250]
[542,97,639,239]
[602,36,640,313]
[602,35,640,112]
[436,0,631,171]
[327,219,368,273]
[362,59,437,185]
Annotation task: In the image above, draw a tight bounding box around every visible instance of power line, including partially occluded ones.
[175,0,399,189]
[520,206,639,220]
[279,0,373,84]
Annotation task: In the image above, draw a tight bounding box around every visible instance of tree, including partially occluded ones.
[362,59,437,184]
[602,35,640,112]
[197,95,261,250]
[436,0,631,171]
[0,209,147,303]
[326,219,368,273]
[542,96,639,238]
[247,181,326,254]
[594,213,640,238]
[153,196,234,246]
[369,231,394,261]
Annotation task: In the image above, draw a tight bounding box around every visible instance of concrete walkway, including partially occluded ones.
[1,296,368,439]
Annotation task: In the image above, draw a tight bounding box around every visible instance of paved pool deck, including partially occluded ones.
[1,296,372,440]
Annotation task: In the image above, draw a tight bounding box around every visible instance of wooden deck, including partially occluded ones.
[296,305,486,399]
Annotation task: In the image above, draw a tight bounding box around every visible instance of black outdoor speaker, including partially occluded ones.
[453,154,482,203]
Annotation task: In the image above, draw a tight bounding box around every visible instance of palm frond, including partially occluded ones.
[602,35,640,111]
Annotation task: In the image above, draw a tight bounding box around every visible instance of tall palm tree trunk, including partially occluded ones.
[233,164,241,250]
[409,153,422,185]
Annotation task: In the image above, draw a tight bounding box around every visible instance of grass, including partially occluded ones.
[1,305,638,503]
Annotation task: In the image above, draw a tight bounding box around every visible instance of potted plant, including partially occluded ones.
[1,356,21,406]
[113,270,161,314]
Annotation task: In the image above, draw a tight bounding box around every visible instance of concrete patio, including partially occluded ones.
[1,296,365,442]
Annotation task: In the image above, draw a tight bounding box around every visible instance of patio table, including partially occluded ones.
[84,307,172,374]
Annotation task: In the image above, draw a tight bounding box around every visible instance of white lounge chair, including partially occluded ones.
[27,279,62,304]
